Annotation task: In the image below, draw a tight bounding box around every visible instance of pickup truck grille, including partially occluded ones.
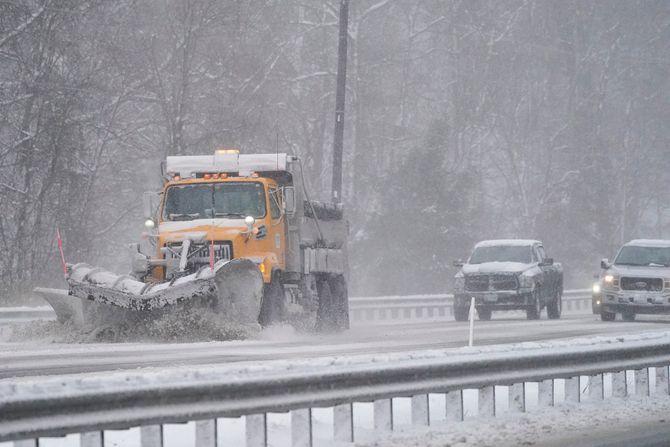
[465,276,489,291]
[490,274,518,290]
[465,274,518,291]
[620,277,663,292]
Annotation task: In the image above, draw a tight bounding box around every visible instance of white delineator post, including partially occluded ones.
[468,297,476,347]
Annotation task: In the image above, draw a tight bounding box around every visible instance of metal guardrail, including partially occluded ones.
[2,332,669,447]
[349,289,592,321]
[0,289,592,325]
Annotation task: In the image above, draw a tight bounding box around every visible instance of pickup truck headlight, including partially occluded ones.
[603,274,619,287]
[518,274,534,289]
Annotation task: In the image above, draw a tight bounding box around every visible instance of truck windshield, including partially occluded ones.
[469,246,532,264]
[163,182,266,221]
[614,246,670,267]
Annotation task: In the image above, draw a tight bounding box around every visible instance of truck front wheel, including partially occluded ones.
[454,305,469,321]
[259,272,285,327]
[547,291,562,320]
[526,289,541,320]
[477,307,492,321]
[600,308,616,321]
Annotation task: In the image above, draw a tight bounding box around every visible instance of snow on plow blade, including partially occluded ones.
[37,259,264,327]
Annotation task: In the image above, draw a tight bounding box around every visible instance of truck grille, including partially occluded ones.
[490,274,518,290]
[465,275,489,291]
[166,241,233,264]
[465,274,518,291]
[620,277,663,292]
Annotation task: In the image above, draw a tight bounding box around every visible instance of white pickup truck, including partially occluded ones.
[599,239,670,321]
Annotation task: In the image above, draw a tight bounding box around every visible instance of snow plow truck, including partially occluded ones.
[38,150,349,332]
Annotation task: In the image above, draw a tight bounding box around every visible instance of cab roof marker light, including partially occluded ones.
[215,148,240,155]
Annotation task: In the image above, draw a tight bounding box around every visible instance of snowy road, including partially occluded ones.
[3,313,670,379]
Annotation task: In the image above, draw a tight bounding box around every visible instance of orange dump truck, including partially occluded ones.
[42,150,349,332]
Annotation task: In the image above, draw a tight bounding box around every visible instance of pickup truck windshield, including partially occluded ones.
[469,245,532,264]
[163,182,266,221]
[614,246,670,267]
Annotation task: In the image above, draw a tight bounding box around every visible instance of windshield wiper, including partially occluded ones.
[169,213,200,221]
[214,212,246,218]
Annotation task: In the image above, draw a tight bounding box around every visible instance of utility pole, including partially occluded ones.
[331,0,349,203]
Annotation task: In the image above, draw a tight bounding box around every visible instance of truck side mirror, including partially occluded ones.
[143,191,161,221]
[283,186,296,216]
[540,258,554,266]
[600,258,610,269]
[453,259,464,267]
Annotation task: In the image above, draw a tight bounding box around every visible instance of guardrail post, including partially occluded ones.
[195,420,217,447]
[411,394,430,426]
[291,409,312,447]
[141,425,163,447]
[374,399,393,432]
[478,386,495,417]
[13,440,37,447]
[445,390,463,422]
[508,383,525,412]
[589,374,604,401]
[656,365,670,395]
[612,371,627,398]
[565,377,580,403]
[538,379,554,407]
[334,403,354,442]
[246,414,267,447]
[635,368,650,397]
[81,431,104,447]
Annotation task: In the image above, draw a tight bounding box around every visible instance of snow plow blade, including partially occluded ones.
[33,287,83,325]
[38,259,264,328]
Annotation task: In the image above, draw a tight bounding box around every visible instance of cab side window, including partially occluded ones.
[536,246,546,262]
[269,188,281,219]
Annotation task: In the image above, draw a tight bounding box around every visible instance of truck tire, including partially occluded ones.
[622,311,636,322]
[526,289,541,320]
[600,309,616,321]
[477,307,492,321]
[259,272,284,327]
[328,274,350,330]
[547,291,562,320]
[454,305,469,321]
[316,274,349,332]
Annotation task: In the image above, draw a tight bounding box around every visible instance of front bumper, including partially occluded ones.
[601,289,670,314]
[454,289,534,310]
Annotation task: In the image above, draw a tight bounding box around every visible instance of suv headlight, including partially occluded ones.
[518,274,534,289]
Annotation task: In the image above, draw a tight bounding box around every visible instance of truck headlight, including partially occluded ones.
[518,274,534,289]
[603,274,618,286]
[592,283,601,294]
